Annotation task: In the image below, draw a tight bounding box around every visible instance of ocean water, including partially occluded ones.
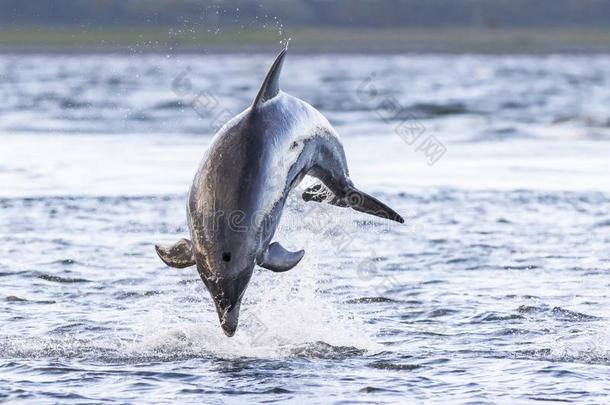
[1,53,610,403]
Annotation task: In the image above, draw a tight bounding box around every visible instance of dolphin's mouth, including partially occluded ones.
[219,303,240,337]
[221,323,237,337]
[198,263,253,337]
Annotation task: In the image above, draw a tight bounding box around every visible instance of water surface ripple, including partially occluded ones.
[1,54,609,403]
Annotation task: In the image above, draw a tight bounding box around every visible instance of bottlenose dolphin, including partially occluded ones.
[156,48,404,336]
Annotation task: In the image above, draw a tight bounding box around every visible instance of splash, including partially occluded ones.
[128,261,378,360]
[0,202,381,362]
[545,325,610,365]
[123,186,383,359]
[129,211,381,360]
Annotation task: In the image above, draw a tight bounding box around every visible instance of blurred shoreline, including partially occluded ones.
[1,27,610,54]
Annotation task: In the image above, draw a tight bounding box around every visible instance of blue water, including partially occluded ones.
[0,53,610,403]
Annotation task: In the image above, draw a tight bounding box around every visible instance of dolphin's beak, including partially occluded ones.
[201,265,252,337]
[219,302,241,337]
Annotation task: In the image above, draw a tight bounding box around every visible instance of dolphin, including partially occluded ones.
[155,48,404,337]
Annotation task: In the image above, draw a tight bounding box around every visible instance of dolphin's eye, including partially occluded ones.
[222,252,231,262]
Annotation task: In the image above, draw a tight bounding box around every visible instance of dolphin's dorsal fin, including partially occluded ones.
[252,48,287,109]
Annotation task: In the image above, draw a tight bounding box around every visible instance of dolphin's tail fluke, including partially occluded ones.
[344,186,404,224]
[303,182,404,224]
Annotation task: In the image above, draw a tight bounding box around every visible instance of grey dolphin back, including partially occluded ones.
[155,239,196,268]
[252,48,287,109]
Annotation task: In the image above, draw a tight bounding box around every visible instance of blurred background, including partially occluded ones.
[1,0,610,53]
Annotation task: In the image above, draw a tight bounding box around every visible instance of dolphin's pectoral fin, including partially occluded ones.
[257,242,305,272]
[155,238,196,268]
[343,185,405,224]
[302,183,347,207]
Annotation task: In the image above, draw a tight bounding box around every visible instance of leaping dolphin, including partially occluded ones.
[155,48,404,337]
